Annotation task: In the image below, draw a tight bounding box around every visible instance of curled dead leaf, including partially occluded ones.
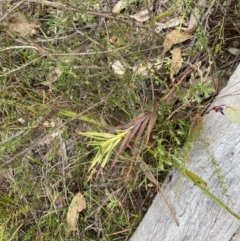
[161,29,192,57]
[170,47,183,80]
[112,0,135,13]
[112,60,125,75]
[130,8,151,22]
[227,47,240,56]
[155,17,182,33]
[187,0,206,31]
[67,192,86,231]
[130,0,153,23]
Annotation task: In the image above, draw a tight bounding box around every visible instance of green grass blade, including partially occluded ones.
[184,171,240,221]
[101,144,114,168]
[177,166,207,187]
[59,110,102,126]
[88,148,102,171]
[78,131,116,139]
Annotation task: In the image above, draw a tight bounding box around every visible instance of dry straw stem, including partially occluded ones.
[139,159,179,226]
[0,56,43,77]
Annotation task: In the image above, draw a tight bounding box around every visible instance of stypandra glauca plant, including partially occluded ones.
[78,104,240,222]
[78,103,159,180]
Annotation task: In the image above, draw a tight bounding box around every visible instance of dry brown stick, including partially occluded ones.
[57,122,68,201]
[25,0,65,8]
[0,0,24,22]
[26,39,58,61]
[163,68,193,103]
[86,11,151,30]
[0,56,43,77]
[139,159,179,226]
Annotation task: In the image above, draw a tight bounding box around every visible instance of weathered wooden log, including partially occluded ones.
[130,64,240,241]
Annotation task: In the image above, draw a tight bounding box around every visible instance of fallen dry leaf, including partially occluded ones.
[155,17,182,33]
[130,0,153,23]
[130,8,151,22]
[161,28,192,57]
[112,60,126,75]
[227,47,240,56]
[170,47,183,80]
[67,192,86,231]
[113,0,153,20]
[132,63,152,77]
[187,0,206,31]
[7,11,37,37]
[112,0,135,13]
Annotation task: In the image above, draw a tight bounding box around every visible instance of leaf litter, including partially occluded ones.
[170,47,183,81]
[67,192,87,231]
[161,28,193,57]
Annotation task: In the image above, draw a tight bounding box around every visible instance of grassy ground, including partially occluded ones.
[0,0,240,240]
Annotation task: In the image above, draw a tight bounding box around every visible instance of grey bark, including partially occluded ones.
[130,64,240,241]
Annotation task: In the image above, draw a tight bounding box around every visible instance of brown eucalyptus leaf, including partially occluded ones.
[67,192,86,231]
[112,0,135,13]
[161,29,192,57]
[155,17,182,33]
[130,9,150,22]
[170,47,183,80]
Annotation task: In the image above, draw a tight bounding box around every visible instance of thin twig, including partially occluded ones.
[0,0,24,22]
[86,10,151,30]
[0,45,38,52]
[0,56,43,77]
[57,121,68,201]
[139,158,179,226]
[72,22,105,50]
[25,0,65,8]
[51,42,134,57]
[163,68,193,103]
